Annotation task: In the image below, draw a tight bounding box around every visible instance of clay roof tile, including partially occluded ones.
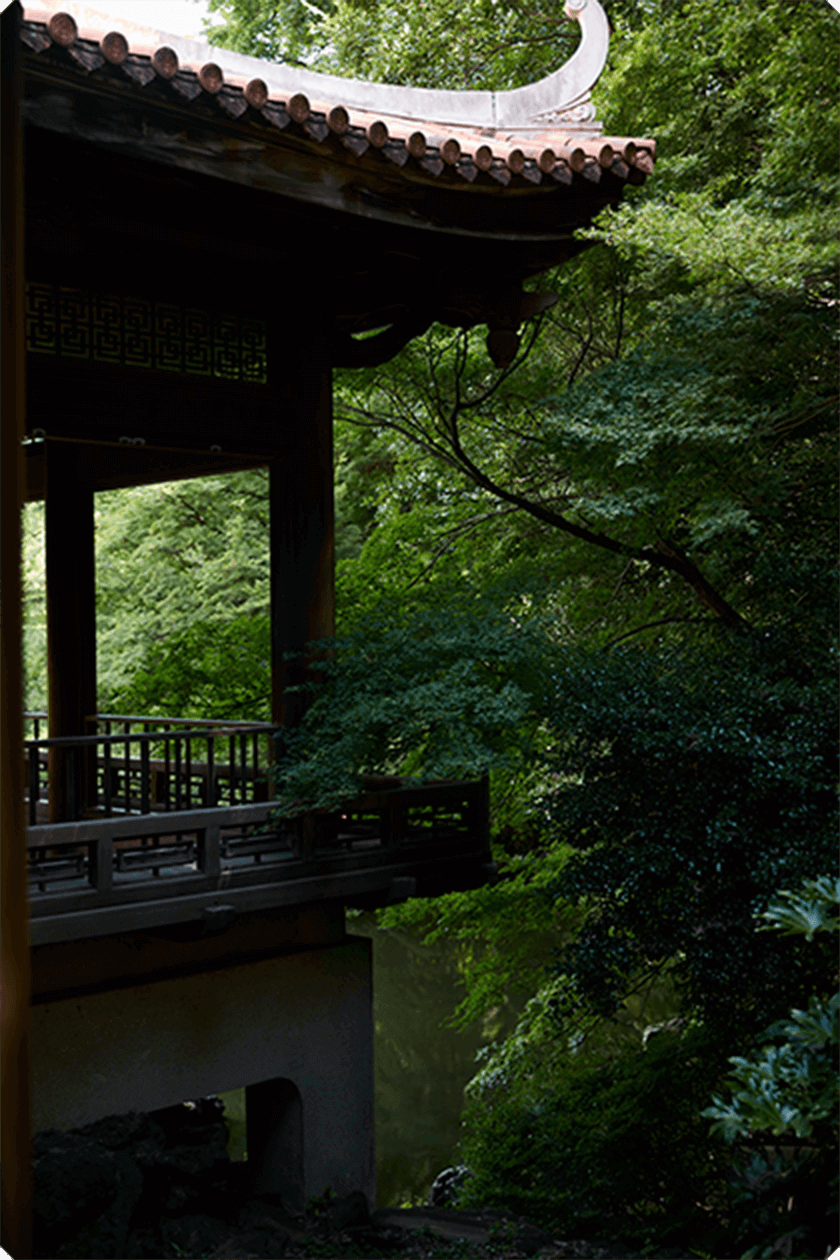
[21,1,655,194]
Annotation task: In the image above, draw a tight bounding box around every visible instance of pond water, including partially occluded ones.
[219,912,527,1209]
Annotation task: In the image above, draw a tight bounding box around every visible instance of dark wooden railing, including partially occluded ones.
[23,713,493,946]
[24,712,277,825]
[25,777,492,944]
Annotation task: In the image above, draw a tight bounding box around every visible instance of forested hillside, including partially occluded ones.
[22,0,838,1254]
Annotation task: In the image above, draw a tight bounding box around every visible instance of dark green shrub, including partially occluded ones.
[454,1025,733,1250]
[541,634,838,1041]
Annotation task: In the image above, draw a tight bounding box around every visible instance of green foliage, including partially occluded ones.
[541,636,838,1035]
[203,0,580,90]
[329,238,837,649]
[537,287,836,623]
[760,876,840,944]
[270,603,549,814]
[601,0,840,212]
[705,993,839,1142]
[95,472,270,709]
[115,614,270,722]
[454,1024,732,1249]
[22,499,47,711]
[377,842,581,1032]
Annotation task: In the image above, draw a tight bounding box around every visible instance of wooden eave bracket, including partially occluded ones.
[520,291,558,321]
[419,154,444,178]
[382,141,409,168]
[331,284,559,370]
[303,116,329,142]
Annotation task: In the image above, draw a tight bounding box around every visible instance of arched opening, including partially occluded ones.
[246,1077,304,1212]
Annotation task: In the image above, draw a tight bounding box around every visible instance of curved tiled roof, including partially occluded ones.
[21,1,655,189]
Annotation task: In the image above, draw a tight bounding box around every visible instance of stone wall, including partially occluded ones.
[30,932,375,1212]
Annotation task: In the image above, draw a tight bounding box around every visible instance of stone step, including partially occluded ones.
[371,1205,553,1255]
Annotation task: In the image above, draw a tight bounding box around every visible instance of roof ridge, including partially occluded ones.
[25,0,611,133]
[21,6,655,189]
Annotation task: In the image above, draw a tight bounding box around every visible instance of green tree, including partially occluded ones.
[202,0,581,89]
[94,471,271,711]
[539,638,837,1036]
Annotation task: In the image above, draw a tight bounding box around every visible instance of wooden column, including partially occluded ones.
[1,3,33,1255]
[45,442,97,820]
[268,317,335,729]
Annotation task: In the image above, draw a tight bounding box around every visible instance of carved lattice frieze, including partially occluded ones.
[25,283,267,384]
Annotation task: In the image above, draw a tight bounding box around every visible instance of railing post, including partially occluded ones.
[251,732,262,802]
[163,726,171,811]
[123,726,131,814]
[140,739,150,814]
[89,833,113,895]
[64,746,77,820]
[103,740,112,816]
[206,737,216,807]
[83,715,97,816]
[27,746,38,826]
[202,823,221,877]
[174,736,182,811]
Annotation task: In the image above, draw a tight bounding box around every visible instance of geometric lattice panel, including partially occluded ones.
[25,283,267,384]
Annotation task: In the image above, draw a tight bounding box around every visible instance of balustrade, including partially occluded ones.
[24,712,277,825]
[23,712,492,945]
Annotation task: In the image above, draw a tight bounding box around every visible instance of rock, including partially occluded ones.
[330,1189,371,1231]
[429,1164,472,1207]
[34,1102,383,1257]
[32,1129,143,1259]
[32,1100,234,1257]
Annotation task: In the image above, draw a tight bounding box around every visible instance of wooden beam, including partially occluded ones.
[25,437,268,502]
[45,443,97,820]
[267,315,335,728]
[1,4,33,1254]
[23,121,601,308]
[26,355,278,456]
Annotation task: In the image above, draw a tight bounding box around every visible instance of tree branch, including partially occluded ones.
[604,616,711,649]
[343,317,751,630]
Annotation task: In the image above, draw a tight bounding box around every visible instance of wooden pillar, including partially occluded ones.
[268,317,335,729]
[45,442,97,820]
[1,3,33,1255]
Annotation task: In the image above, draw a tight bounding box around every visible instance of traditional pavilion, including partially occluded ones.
[0,1,654,1252]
